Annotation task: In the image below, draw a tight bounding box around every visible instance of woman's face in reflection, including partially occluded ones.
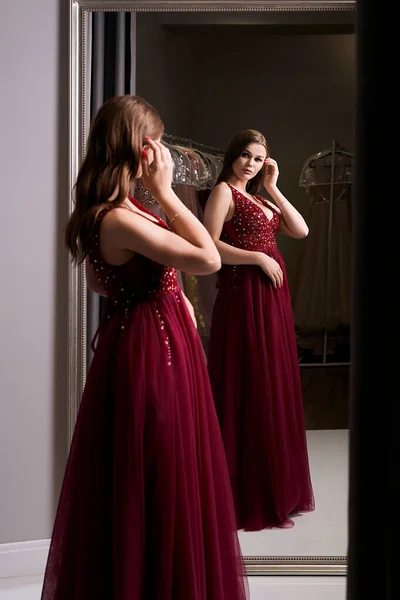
[232,143,267,182]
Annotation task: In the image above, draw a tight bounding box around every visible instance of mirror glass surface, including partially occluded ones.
[81,5,355,569]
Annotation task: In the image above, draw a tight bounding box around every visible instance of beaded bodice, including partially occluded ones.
[221,184,280,253]
[87,199,179,308]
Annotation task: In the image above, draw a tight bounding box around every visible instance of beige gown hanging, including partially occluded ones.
[291,148,353,358]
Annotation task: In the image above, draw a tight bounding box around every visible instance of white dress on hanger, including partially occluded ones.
[291,148,353,359]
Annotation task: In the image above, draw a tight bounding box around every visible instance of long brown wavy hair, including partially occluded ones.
[65,95,164,263]
[216,129,270,195]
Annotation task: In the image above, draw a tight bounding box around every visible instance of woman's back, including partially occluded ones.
[41,199,248,600]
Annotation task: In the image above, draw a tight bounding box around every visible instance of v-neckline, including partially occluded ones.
[228,184,275,223]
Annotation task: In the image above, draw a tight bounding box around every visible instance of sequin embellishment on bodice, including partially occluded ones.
[221,184,280,253]
[87,203,179,308]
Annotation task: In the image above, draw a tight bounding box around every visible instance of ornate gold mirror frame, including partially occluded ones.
[68,0,355,576]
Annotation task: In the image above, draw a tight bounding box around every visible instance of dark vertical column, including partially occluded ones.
[347,2,397,599]
[87,12,105,367]
[128,12,135,94]
[88,12,134,357]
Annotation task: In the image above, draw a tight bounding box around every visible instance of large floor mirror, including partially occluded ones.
[69,0,355,576]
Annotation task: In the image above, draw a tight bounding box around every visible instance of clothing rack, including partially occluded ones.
[154,133,225,190]
[298,139,353,368]
[162,133,225,157]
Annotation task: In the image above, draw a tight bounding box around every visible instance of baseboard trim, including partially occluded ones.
[0,539,50,579]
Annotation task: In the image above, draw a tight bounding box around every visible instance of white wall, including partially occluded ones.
[0,0,68,543]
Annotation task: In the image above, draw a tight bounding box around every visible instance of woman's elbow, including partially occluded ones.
[191,249,221,275]
[206,255,222,274]
[299,225,309,238]
[208,245,222,272]
[294,225,309,239]
[197,255,221,275]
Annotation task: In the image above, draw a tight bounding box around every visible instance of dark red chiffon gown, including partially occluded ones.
[207,184,315,531]
[41,199,248,600]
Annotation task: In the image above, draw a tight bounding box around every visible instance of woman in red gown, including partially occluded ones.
[40,96,248,600]
[204,129,315,531]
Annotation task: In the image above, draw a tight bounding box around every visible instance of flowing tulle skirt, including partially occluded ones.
[41,291,248,599]
[208,250,315,531]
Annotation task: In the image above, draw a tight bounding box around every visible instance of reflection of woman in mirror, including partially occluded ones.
[41,96,248,600]
[204,129,315,531]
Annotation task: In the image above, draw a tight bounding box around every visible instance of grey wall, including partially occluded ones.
[0,0,68,543]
